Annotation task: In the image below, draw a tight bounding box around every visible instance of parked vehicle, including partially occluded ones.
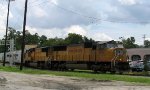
[129,60,144,72]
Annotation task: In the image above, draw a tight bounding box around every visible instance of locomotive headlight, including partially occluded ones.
[115,49,124,55]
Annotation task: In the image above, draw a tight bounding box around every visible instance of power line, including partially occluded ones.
[0,0,21,30]
[20,0,150,24]
[28,0,50,7]
[51,2,102,22]
[2,0,150,24]
[143,34,146,46]
[0,0,5,9]
[30,0,150,24]
[9,8,23,30]
[4,0,24,30]
[27,0,101,24]
[0,0,8,12]
[27,0,100,21]
[28,0,42,5]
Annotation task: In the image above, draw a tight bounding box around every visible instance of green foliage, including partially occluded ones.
[25,33,40,45]
[7,27,17,40]
[0,27,94,51]
[143,55,150,72]
[40,35,47,46]
[43,33,94,46]
[144,60,149,72]
[64,33,95,45]
[122,37,139,49]
[43,37,66,46]
[4,27,23,50]
[144,40,150,48]
[0,27,118,51]
[65,33,84,44]
[0,66,150,84]
[0,45,5,53]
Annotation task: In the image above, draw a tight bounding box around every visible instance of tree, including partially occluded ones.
[121,37,139,49]
[1,30,96,51]
[83,36,95,42]
[25,33,40,45]
[143,55,150,72]
[43,37,65,46]
[144,40,150,48]
[65,33,84,44]
[0,41,5,53]
[7,27,17,40]
[3,27,23,50]
[39,35,47,46]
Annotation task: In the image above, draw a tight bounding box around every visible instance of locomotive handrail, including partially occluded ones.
[111,54,119,71]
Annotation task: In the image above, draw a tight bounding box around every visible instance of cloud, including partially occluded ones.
[26,25,112,41]
[0,3,7,39]
[65,25,87,36]
[145,38,150,41]
[1,0,150,45]
[50,0,58,5]
[118,0,137,5]
[90,33,113,41]
[8,0,101,29]
[32,7,47,18]
[26,26,38,34]
[5,0,150,29]
[101,0,150,24]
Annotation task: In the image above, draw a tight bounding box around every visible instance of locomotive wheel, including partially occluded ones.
[93,70,98,73]
[70,69,74,71]
[91,65,98,73]
[110,71,116,74]
[92,67,98,73]
[24,61,29,67]
[58,64,63,71]
[101,71,106,73]
[119,71,123,74]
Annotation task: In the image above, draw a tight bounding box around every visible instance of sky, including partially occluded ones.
[0,0,150,45]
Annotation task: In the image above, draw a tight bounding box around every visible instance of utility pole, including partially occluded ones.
[20,0,28,70]
[143,34,146,46]
[3,0,15,66]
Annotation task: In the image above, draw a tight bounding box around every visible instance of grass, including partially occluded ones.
[0,66,150,85]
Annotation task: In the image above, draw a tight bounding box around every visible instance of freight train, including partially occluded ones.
[24,41,129,73]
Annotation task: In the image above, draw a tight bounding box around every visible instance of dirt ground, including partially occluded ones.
[0,71,150,90]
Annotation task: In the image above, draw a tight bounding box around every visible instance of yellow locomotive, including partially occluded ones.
[25,40,129,73]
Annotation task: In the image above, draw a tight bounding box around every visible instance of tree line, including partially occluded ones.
[0,27,150,53]
[0,27,94,52]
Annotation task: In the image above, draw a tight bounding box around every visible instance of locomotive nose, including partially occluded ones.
[115,49,124,56]
[113,49,125,61]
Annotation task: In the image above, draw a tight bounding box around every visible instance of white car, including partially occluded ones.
[129,60,144,72]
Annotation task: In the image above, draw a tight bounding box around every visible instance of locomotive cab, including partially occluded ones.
[95,41,129,73]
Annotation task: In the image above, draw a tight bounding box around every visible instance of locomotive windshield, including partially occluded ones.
[107,43,118,48]
[107,43,124,48]
[97,41,123,49]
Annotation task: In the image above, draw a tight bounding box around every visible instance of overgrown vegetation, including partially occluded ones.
[0,27,94,53]
[1,27,150,53]
[0,66,150,85]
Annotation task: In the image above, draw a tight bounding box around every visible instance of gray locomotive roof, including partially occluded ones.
[97,40,116,44]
